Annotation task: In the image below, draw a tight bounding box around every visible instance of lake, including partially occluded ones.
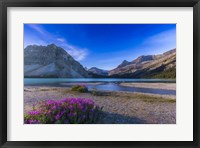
[24,78,176,95]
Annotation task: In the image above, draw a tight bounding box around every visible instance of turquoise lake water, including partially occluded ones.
[24,78,175,85]
[24,78,176,95]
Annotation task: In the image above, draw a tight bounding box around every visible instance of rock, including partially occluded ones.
[109,49,176,78]
[117,60,131,68]
[88,67,108,76]
[24,44,89,78]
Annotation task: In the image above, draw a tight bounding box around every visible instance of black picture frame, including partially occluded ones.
[0,0,199,147]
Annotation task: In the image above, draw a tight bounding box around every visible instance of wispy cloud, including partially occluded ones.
[136,28,176,55]
[60,43,88,61]
[57,38,65,42]
[28,24,46,35]
[25,24,89,61]
[145,28,176,45]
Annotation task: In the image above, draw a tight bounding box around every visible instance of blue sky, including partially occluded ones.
[24,24,176,70]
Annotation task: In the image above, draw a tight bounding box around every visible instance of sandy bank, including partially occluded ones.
[120,82,176,90]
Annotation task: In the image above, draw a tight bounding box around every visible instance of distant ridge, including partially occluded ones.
[24,44,176,79]
[88,67,108,76]
[109,49,176,78]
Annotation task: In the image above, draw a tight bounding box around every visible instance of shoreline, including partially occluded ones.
[25,82,176,96]
[120,82,176,91]
[24,86,176,124]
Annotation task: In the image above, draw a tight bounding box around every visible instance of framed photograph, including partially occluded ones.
[1,0,200,147]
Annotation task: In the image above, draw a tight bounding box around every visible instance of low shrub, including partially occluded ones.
[71,85,88,93]
[91,88,98,96]
[91,88,110,96]
[24,98,102,124]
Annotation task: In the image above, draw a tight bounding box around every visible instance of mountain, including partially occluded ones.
[117,60,131,68]
[24,44,89,78]
[88,67,108,76]
[131,55,155,64]
[109,49,176,78]
[24,44,176,79]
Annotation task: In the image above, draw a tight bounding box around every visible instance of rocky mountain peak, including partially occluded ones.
[88,67,108,76]
[117,60,130,68]
[47,43,58,49]
[122,60,129,64]
[163,48,176,56]
[24,44,89,78]
[132,55,155,64]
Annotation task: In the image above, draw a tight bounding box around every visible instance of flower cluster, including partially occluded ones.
[24,98,102,124]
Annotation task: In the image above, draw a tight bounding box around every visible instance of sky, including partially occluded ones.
[24,24,176,70]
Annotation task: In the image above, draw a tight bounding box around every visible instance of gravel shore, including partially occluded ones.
[120,83,176,90]
[24,86,176,124]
